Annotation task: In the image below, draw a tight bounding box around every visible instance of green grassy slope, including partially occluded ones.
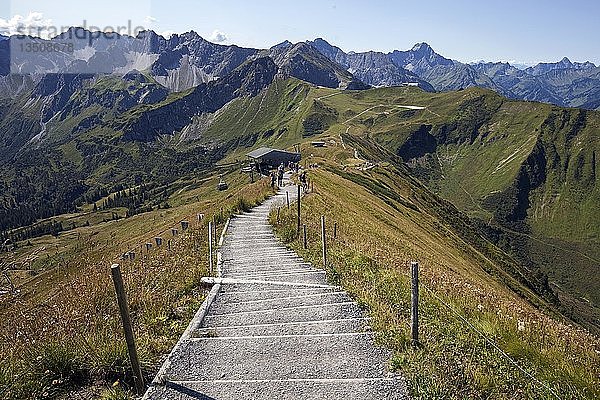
[305,86,600,332]
[272,146,599,398]
[158,81,599,331]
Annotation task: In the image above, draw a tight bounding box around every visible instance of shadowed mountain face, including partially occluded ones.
[0,56,279,231]
[266,41,369,90]
[117,57,279,141]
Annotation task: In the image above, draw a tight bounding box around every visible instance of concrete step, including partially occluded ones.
[218,272,329,286]
[217,287,336,302]
[208,291,353,314]
[222,254,304,261]
[220,264,314,274]
[223,251,300,259]
[223,269,322,278]
[193,317,370,337]
[161,333,392,381]
[201,301,363,327]
[224,270,326,281]
[146,377,407,400]
[222,261,312,268]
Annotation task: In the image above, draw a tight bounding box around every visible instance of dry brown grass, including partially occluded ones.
[274,160,600,399]
[0,172,274,399]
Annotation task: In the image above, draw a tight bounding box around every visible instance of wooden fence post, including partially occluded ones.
[277,207,280,223]
[110,264,145,394]
[303,224,307,249]
[213,216,217,246]
[214,220,218,246]
[297,185,301,234]
[333,222,337,239]
[208,222,213,276]
[286,191,290,209]
[411,261,419,345]
[321,216,327,269]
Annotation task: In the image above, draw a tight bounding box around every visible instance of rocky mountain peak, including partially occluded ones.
[271,40,293,51]
[181,30,202,40]
[411,42,434,54]
[312,38,333,48]
[559,57,572,66]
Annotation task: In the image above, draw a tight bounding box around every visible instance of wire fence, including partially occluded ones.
[282,192,565,400]
[419,279,562,400]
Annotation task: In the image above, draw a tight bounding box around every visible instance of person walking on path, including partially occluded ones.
[277,163,284,187]
[299,170,308,192]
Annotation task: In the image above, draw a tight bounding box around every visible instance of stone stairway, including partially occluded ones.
[143,181,407,399]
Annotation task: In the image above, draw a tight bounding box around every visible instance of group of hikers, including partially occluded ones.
[269,162,308,191]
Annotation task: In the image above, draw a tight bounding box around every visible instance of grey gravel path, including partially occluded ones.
[144,177,407,399]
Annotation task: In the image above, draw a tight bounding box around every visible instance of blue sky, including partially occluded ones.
[2,0,599,65]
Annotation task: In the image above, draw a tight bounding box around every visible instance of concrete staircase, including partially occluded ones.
[144,181,407,399]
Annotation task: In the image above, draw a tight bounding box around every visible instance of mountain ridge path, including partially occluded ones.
[143,177,408,399]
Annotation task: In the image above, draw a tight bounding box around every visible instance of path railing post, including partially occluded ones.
[303,224,307,249]
[213,216,217,246]
[286,191,290,209]
[411,261,419,345]
[297,184,301,234]
[110,264,145,394]
[321,216,327,269]
[208,222,213,275]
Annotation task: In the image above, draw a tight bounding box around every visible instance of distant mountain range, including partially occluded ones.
[1,29,598,109]
[310,38,600,109]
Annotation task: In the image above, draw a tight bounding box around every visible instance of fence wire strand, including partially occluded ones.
[420,280,562,400]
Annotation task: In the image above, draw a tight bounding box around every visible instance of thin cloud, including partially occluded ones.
[145,16,158,25]
[209,30,228,43]
[0,12,53,38]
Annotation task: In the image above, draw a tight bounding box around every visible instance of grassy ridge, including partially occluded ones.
[0,170,274,399]
[272,159,599,398]
[294,84,600,332]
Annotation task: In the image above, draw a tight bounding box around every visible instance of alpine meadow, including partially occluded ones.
[0,2,599,399]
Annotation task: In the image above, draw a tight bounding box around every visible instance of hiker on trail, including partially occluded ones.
[270,171,276,189]
[277,163,284,187]
[299,170,308,192]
